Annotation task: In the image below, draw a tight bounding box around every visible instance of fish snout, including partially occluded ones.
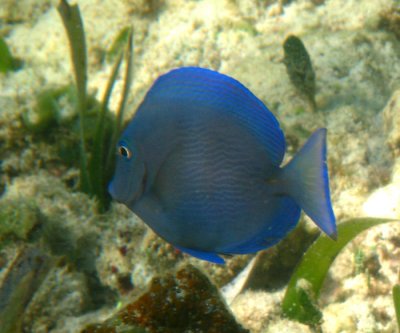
[108,180,132,204]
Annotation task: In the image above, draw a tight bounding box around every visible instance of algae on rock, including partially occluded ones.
[0,197,43,249]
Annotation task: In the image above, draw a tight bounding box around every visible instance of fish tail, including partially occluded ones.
[281,128,337,239]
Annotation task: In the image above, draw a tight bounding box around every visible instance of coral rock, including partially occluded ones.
[83,265,248,333]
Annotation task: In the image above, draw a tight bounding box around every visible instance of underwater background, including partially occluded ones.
[0,0,400,332]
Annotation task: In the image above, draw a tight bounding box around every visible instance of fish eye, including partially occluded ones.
[118,145,132,159]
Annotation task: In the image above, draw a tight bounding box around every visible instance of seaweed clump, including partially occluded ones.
[57,0,133,212]
[0,37,22,73]
[378,6,400,40]
[82,265,249,333]
[282,218,399,329]
[283,35,316,111]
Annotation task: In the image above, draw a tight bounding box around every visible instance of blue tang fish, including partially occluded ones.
[109,67,336,264]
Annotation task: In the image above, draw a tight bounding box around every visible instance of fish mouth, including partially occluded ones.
[108,182,119,201]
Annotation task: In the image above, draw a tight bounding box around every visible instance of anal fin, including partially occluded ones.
[175,245,225,264]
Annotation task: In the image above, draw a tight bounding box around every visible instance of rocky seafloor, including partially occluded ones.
[0,0,400,332]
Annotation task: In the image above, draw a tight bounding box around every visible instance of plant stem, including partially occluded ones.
[394,284,400,330]
[57,0,91,193]
[91,51,124,211]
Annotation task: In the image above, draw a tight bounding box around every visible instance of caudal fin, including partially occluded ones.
[281,128,336,238]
